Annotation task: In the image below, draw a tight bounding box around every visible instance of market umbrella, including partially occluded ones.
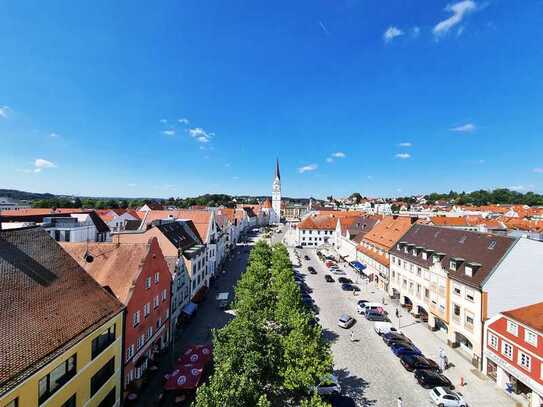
[163,365,204,391]
[177,344,212,368]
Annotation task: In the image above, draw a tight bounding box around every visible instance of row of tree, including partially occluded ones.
[195,241,333,406]
[424,188,543,206]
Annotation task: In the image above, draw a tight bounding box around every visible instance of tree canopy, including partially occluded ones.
[195,241,332,406]
[424,188,543,206]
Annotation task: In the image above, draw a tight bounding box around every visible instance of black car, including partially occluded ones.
[414,369,454,390]
[308,266,317,274]
[383,332,412,346]
[304,255,311,261]
[341,283,361,292]
[366,310,388,321]
[338,277,353,284]
[325,274,334,282]
[322,395,356,407]
[400,354,441,373]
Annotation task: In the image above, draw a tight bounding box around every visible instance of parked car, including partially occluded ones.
[373,321,399,335]
[316,374,341,395]
[338,277,353,284]
[325,274,335,282]
[308,266,317,274]
[366,310,388,321]
[356,300,369,314]
[358,302,384,315]
[322,395,356,407]
[325,260,335,268]
[415,370,454,390]
[383,332,412,345]
[429,386,467,406]
[399,354,441,372]
[304,255,311,261]
[337,314,355,329]
[341,283,354,291]
[391,342,422,356]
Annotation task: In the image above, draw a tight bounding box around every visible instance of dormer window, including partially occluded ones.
[404,246,408,253]
[465,266,472,276]
[412,248,417,256]
[422,252,427,260]
[397,243,401,250]
[450,260,457,271]
[432,255,439,264]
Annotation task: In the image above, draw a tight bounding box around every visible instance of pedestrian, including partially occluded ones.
[439,347,446,371]
[397,396,403,407]
[395,308,400,319]
[350,330,355,342]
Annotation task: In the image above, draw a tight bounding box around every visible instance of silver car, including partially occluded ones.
[430,386,467,407]
[337,314,355,329]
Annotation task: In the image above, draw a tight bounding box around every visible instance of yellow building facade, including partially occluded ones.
[0,312,124,407]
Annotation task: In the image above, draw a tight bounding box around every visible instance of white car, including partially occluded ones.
[316,374,341,395]
[359,302,384,316]
[337,314,355,329]
[373,321,400,335]
[430,387,467,407]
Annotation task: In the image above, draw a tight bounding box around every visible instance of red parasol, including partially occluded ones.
[176,344,212,368]
[163,364,204,391]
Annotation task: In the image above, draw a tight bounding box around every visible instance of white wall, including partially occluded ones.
[484,237,543,317]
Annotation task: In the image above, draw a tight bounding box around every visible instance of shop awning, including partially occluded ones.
[182,302,198,316]
[177,344,213,368]
[350,261,367,271]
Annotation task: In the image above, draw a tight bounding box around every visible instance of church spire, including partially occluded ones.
[275,158,281,180]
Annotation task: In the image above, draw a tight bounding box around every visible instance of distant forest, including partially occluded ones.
[422,189,543,206]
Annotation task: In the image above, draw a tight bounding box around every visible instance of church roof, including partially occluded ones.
[275,159,281,180]
[262,198,272,209]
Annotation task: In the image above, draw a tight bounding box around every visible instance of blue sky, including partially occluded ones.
[1,1,542,199]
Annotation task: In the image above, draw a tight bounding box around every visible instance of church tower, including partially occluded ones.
[271,159,281,224]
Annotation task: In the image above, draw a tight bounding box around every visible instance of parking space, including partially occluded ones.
[291,246,517,407]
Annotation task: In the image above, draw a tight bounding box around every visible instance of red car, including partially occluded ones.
[325,260,335,268]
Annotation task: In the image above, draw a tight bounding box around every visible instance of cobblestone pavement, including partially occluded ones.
[292,246,518,407]
[134,230,263,406]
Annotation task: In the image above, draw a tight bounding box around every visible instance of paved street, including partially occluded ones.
[134,230,262,406]
[290,246,519,407]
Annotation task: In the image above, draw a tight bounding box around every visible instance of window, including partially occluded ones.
[64,230,71,242]
[518,352,531,371]
[38,355,77,404]
[488,241,496,250]
[154,273,159,283]
[453,285,461,296]
[507,321,518,336]
[136,334,145,350]
[502,341,513,360]
[525,330,538,347]
[4,399,18,407]
[422,252,427,260]
[465,312,474,326]
[417,267,421,276]
[144,303,151,317]
[62,395,76,407]
[92,324,116,359]
[153,295,159,309]
[132,311,141,327]
[98,387,116,407]
[464,266,473,277]
[145,277,151,289]
[162,289,167,301]
[488,333,498,350]
[465,289,475,302]
[453,304,461,318]
[449,261,457,271]
[91,357,115,396]
[147,326,153,339]
[424,288,429,298]
[126,344,135,360]
[156,317,162,329]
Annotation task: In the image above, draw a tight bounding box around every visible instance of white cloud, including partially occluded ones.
[298,164,318,173]
[509,185,526,191]
[32,158,56,173]
[332,152,346,158]
[395,153,411,159]
[533,168,543,174]
[433,0,477,38]
[0,106,10,118]
[326,157,334,163]
[178,118,189,125]
[398,142,412,147]
[49,132,61,138]
[384,26,404,43]
[188,127,213,143]
[450,123,476,133]
[162,130,175,136]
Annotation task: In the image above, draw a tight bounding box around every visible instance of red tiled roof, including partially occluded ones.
[0,227,123,395]
[363,216,413,250]
[138,210,212,241]
[356,244,390,267]
[502,302,543,334]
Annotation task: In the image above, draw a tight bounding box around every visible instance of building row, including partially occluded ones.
[292,210,543,406]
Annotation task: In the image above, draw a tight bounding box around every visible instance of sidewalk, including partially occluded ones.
[334,256,519,407]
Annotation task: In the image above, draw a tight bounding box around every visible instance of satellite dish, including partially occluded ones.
[84,252,94,263]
